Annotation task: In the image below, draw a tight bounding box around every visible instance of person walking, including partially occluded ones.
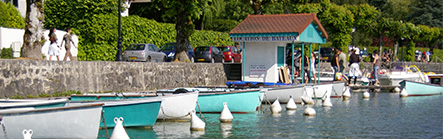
[309,52,317,84]
[348,49,360,86]
[61,28,77,61]
[372,50,381,86]
[337,48,347,73]
[48,27,60,61]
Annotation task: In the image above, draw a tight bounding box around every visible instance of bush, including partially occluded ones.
[0,1,25,29]
[1,48,13,59]
[77,14,235,61]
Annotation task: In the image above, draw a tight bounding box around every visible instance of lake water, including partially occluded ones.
[98,92,443,138]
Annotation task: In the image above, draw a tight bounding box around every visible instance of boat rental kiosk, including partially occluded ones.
[229,13,329,84]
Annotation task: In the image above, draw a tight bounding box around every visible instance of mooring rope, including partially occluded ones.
[1,120,8,139]
[101,110,109,139]
[196,102,206,123]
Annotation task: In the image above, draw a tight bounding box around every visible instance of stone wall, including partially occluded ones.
[0,60,227,98]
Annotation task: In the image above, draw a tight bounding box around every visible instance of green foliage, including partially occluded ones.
[407,0,443,28]
[1,48,13,59]
[205,19,238,32]
[43,0,118,29]
[405,41,415,61]
[52,90,82,97]
[190,30,235,47]
[0,1,25,29]
[77,14,234,61]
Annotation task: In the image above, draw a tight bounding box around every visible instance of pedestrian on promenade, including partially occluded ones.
[372,50,381,86]
[337,48,347,74]
[61,28,77,61]
[309,52,317,84]
[348,49,360,86]
[48,27,60,61]
[331,48,338,81]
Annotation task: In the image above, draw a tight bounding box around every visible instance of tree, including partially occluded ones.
[21,0,45,59]
[162,0,207,62]
[0,1,25,29]
[381,0,413,21]
[407,0,443,28]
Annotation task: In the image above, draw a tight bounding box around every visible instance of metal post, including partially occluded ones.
[291,41,294,84]
[301,43,305,84]
[242,42,245,81]
[309,43,312,83]
[318,44,321,84]
[115,0,123,61]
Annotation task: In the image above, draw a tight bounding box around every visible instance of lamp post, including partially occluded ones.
[351,27,356,46]
[115,0,123,61]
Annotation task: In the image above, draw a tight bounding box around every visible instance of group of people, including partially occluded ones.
[47,27,77,61]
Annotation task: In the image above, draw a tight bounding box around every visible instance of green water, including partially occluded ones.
[98,92,443,138]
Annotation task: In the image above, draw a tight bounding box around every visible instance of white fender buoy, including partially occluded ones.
[342,86,351,100]
[400,88,408,97]
[303,107,316,116]
[271,99,282,114]
[219,102,234,123]
[286,96,297,110]
[394,87,401,93]
[322,93,333,107]
[22,129,33,139]
[190,110,205,131]
[363,91,370,99]
[110,117,130,139]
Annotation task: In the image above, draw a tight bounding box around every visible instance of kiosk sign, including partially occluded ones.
[250,64,266,78]
[232,36,298,42]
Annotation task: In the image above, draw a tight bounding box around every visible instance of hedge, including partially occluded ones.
[77,14,235,61]
[0,1,25,29]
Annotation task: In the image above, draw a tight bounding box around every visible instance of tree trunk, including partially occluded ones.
[394,40,398,62]
[378,33,383,57]
[21,0,44,59]
[174,0,193,62]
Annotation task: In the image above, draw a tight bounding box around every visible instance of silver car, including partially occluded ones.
[123,43,166,62]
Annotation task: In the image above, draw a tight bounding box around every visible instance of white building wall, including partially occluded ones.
[243,41,287,83]
[0,27,78,60]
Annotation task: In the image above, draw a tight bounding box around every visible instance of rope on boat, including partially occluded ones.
[264,95,273,112]
[196,101,207,123]
[101,110,109,139]
[1,120,8,139]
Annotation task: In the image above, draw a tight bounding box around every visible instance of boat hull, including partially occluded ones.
[68,98,162,127]
[304,83,333,99]
[0,104,102,139]
[0,98,69,109]
[263,85,305,104]
[156,92,198,121]
[71,92,198,121]
[196,90,260,113]
[379,73,422,86]
[400,80,443,96]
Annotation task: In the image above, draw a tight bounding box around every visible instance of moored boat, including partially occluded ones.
[379,65,428,86]
[0,98,69,109]
[399,80,443,96]
[67,97,162,127]
[71,91,198,121]
[331,81,345,98]
[196,89,261,113]
[263,84,306,104]
[0,103,103,139]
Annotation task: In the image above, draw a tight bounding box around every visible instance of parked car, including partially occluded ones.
[218,46,242,63]
[160,43,195,62]
[122,43,166,62]
[318,47,334,62]
[194,46,224,63]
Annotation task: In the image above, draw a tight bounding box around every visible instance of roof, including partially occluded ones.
[229,13,328,39]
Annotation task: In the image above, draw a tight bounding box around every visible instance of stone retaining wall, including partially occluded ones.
[0,60,226,98]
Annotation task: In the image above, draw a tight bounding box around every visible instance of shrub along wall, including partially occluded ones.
[77,15,235,61]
